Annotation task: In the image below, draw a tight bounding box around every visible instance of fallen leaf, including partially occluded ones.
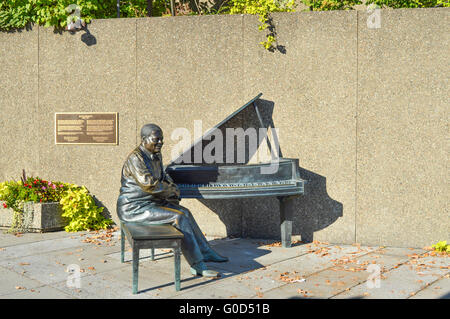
[19,262,30,266]
[292,278,306,283]
[15,286,26,290]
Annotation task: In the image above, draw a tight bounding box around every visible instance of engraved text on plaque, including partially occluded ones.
[55,112,118,145]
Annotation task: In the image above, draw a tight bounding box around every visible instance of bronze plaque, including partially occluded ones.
[55,112,118,145]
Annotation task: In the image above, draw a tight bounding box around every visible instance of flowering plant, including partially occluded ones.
[0,176,112,233]
[0,177,67,211]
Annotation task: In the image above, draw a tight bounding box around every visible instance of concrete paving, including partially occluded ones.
[0,229,448,299]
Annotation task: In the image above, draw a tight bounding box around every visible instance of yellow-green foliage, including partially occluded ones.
[302,0,362,10]
[365,0,450,9]
[432,241,450,253]
[59,185,112,232]
[0,0,168,31]
[0,177,112,233]
[226,0,296,50]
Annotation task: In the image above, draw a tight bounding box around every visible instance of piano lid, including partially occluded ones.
[168,93,281,167]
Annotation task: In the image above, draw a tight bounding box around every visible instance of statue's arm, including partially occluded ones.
[126,153,179,199]
[126,153,164,193]
[161,174,180,200]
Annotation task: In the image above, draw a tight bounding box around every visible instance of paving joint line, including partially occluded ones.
[328,247,425,298]
[256,247,379,299]
[405,271,450,299]
[329,251,448,299]
[167,244,336,298]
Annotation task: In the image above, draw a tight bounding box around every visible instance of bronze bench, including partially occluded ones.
[120,222,184,294]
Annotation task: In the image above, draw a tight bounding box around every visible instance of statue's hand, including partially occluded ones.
[166,195,180,204]
[163,181,180,200]
[173,185,181,198]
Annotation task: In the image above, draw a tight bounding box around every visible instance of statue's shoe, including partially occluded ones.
[190,262,219,277]
[202,250,229,263]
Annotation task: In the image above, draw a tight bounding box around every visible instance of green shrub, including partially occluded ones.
[301,0,362,10]
[432,241,449,253]
[225,0,297,50]
[365,0,450,9]
[59,184,112,232]
[0,176,112,233]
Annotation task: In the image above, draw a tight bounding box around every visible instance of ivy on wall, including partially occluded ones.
[1,1,448,48]
[225,0,296,50]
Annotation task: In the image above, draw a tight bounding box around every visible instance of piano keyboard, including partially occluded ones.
[178,181,297,189]
[175,179,304,199]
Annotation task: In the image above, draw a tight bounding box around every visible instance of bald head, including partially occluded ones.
[140,123,162,140]
[140,124,164,154]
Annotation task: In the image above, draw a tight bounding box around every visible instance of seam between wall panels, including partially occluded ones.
[135,19,138,146]
[37,24,40,177]
[355,11,359,245]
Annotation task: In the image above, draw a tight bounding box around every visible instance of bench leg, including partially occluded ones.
[120,227,125,263]
[132,246,139,294]
[151,248,155,261]
[174,245,181,292]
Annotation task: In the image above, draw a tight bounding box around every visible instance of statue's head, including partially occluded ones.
[141,123,163,154]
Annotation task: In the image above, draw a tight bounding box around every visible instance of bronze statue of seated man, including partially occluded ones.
[117,123,228,277]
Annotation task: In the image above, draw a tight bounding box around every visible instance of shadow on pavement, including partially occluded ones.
[136,237,276,292]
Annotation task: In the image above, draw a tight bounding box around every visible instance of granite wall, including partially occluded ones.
[0,8,448,247]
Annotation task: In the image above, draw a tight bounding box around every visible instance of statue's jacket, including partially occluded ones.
[116,145,181,224]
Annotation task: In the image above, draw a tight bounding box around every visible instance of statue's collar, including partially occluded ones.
[139,145,161,161]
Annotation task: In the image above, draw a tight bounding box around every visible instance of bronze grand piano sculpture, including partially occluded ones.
[165,93,305,248]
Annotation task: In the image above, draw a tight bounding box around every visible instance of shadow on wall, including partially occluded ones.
[177,97,343,242]
[199,167,343,243]
[79,25,97,46]
[49,23,97,46]
[292,167,343,242]
[1,23,97,48]
[0,23,34,33]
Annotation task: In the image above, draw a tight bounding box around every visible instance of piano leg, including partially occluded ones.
[278,196,294,248]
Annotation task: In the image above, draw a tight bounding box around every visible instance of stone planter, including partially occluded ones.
[0,201,68,232]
